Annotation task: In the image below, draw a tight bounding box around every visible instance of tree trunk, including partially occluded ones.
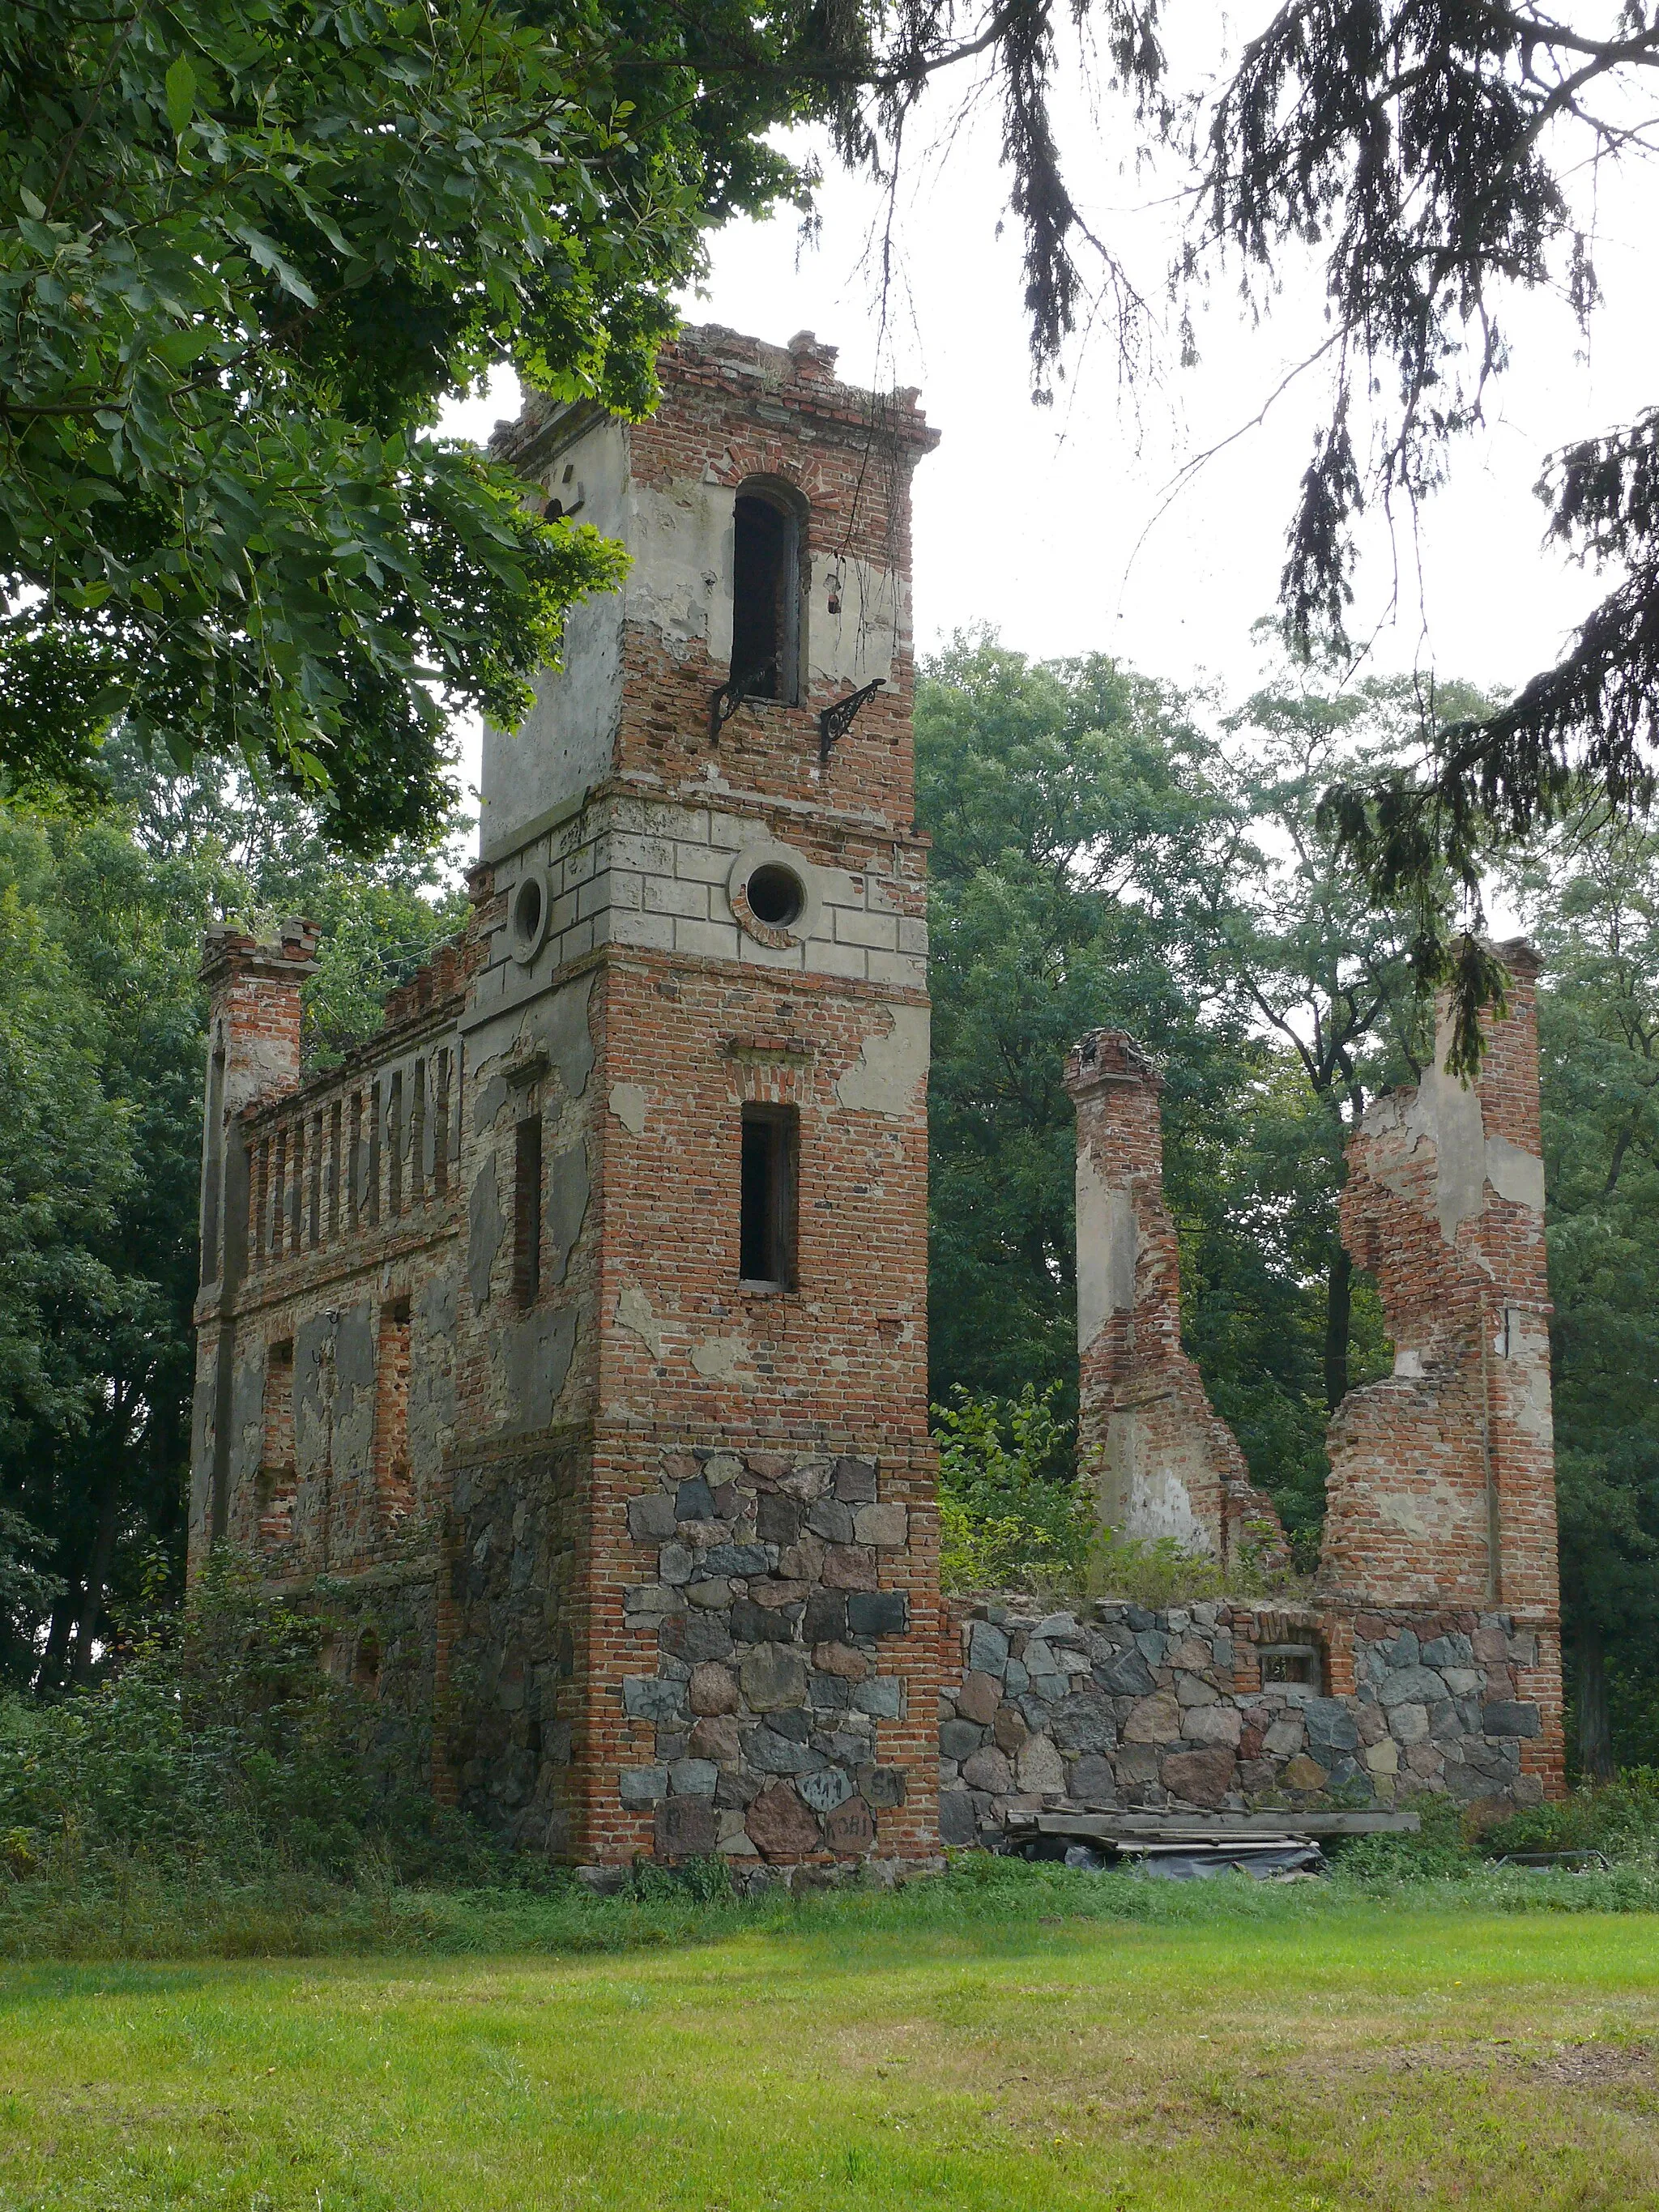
[36,1587,79,1694]
[1324,1240,1353,1411]
[1576,1619,1614,1783]
[70,1479,120,1685]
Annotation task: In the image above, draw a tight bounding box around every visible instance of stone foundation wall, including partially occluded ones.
[938,1594,1550,1846]
[608,1440,938,1866]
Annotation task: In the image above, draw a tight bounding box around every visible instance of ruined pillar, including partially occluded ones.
[1322,940,1563,1793]
[1064,1030,1284,1564]
[190,919,318,1561]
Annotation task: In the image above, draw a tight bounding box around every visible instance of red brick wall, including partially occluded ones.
[1321,942,1563,1794]
[192,326,948,1869]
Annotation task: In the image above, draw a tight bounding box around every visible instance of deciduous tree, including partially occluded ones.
[0,0,824,844]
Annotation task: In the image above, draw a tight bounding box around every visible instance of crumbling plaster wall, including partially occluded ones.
[1323,944,1559,1616]
[1064,1029,1286,1563]
[1057,940,1565,1810]
[191,322,950,1868]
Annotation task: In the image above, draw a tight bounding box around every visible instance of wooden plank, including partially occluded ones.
[1008,1810,1420,1840]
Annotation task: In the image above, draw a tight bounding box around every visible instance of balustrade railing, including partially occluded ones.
[245,1039,458,1270]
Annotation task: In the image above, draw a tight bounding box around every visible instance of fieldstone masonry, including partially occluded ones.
[1021,937,1567,1833]
[938,1598,1555,1845]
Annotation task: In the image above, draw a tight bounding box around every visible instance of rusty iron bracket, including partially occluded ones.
[708,662,776,744]
[817,678,884,767]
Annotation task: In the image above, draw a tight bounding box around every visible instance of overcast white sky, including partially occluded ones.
[444,66,1659,792]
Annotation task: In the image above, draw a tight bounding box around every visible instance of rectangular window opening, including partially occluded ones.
[410,1058,427,1207]
[375,1298,414,1525]
[258,1339,296,1549]
[327,1099,343,1241]
[386,1072,403,1218]
[514,1115,543,1307]
[731,492,802,705]
[740,1105,798,1290]
[1259,1642,1324,1693]
[201,1042,225,1285]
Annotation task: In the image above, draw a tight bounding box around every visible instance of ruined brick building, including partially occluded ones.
[192,323,1566,1869]
[932,949,1565,1841]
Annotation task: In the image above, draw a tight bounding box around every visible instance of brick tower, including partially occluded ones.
[190,326,945,1871]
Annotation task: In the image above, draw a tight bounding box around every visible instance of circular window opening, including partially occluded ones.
[512,875,544,954]
[746,863,805,929]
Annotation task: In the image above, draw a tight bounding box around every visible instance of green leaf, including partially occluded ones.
[164,54,197,137]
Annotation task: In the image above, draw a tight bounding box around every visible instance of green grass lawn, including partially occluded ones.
[2,1882,1658,2210]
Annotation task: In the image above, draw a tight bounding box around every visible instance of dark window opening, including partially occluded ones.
[201,1042,225,1285]
[386,1072,403,1218]
[514,1115,543,1306]
[354,1629,381,1695]
[376,1297,414,1524]
[740,1105,798,1289]
[746,863,804,928]
[731,490,802,705]
[1259,1642,1323,1692]
[513,875,543,953]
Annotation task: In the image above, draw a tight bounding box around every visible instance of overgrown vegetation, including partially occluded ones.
[933,1383,1092,1593]
[0,1554,508,1892]
[0,752,468,1688]
[932,1382,1306,1603]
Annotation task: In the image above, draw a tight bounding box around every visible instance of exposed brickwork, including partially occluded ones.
[1323,940,1563,1792]
[1060,942,1565,1809]
[193,327,1568,1858]
[1064,1030,1286,1565]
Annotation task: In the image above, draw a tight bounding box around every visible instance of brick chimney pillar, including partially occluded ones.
[192,919,318,1558]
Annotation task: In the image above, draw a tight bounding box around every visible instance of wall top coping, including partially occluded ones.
[491,322,940,479]
[199,918,319,987]
[1063,1027,1162,1099]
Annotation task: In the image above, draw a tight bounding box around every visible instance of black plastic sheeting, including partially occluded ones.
[1062,1842,1326,1882]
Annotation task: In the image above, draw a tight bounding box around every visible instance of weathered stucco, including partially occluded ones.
[480,415,629,861]
[836,1006,930,1117]
[1322,944,1563,1786]
[1061,940,1566,1810]
[1064,1030,1285,1565]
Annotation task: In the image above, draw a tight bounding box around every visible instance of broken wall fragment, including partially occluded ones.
[1064,1029,1286,1566]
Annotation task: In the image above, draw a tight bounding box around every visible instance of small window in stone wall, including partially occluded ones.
[354,1627,381,1695]
[257,1339,296,1547]
[514,1115,543,1306]
[1258,1641,1324,1692]
[740,1104,798,1289]
[731,485,804,705]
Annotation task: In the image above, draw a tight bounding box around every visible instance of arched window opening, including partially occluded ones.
[730,485,804,705]
[354,1628,382,1695]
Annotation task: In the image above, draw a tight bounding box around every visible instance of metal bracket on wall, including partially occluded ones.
[817,678,885,767]
[708,662,776,744]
